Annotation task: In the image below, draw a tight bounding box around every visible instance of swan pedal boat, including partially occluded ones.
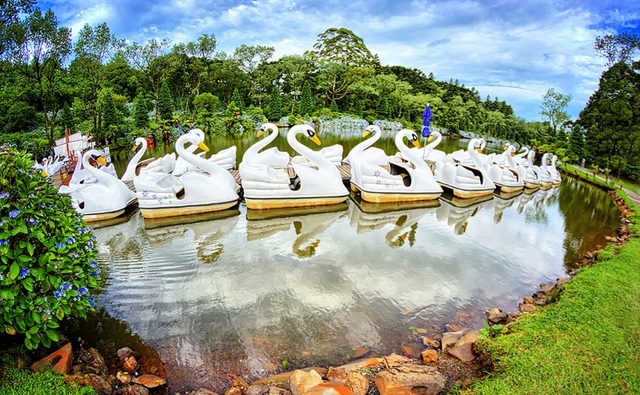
[486,145,524,194]
[137,132,239,218]
[350,128,442,203]
[240,125,349,209]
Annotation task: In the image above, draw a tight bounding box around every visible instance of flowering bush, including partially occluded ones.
[0,145,100,349]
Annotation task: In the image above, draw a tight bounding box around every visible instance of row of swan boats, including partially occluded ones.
[52,124,562,222]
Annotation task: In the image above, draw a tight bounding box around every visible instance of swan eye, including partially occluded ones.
[307,129,315,138]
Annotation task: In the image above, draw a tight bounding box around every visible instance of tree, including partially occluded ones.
[298,80,314,116]
[232,44,274,106]
[60,101,74,131]
[0,0,35,57]
[265,85,283,120]
[595,33,640,67]
[231,87,245,111]
[131,92,149,130]
[569,125,585,160]
[540,88,572,138]
[73,22,124,135]
[157,81,173,121]
[5,8,72,146]
[309,27,377,67]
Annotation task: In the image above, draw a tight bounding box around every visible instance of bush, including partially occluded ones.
[0,146,100,350]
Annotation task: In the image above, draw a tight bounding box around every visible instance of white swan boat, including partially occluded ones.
[535,153,554,188]
[549,155,562,185]
[486,145,524,193]
[240,124,349,209]
[137,132,239,218]
[62,150,137,222]
[241,123,290,167]
[434,138,496,198]
[343,125,390,166]
[518,149,541,190]
[350,129,442,203]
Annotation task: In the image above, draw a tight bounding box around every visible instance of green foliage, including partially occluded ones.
[157,81,173,121]
[230,88,245,111]
[479,320,505,338]
[298,80,314,116]
[265,85,283,120]
[540,88,572,136]
[568,125,584,159]
[0,351,96,394]
[131,92,149,130]
[59,103,74,132]
[0,146,100,350]
[0,131,49,161]
[329,99,339,113]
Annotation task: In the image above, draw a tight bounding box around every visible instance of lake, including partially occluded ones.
[74,131,620,393]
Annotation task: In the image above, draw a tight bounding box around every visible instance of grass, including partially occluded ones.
[0,348,97,395]
[466,184,640,395]
[563,164,640,193]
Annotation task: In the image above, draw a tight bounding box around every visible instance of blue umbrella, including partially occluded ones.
[421,104,432,138]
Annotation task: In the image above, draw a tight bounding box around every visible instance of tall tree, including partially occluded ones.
[131,92,149,130]
[232,44,274,106]
[265,85,283,120]
[231,87,245,111]
[157,81,173,121]
[540,88,572,137]
[309,27,377,67]
[6,8,72,146]
[0,0,35,58]
[595,33,640,67]
[569,125,585,160]
[60,101,74,131]
[298,80,314,116]
[73,22,124,136]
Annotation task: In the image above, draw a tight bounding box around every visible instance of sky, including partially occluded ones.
[37,0,640,121]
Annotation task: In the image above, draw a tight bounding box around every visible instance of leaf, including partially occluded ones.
[32,311,41,324]
[15,317,25,332]
[24,337,34,350]
[9,262,19,280]
[27,242,34,256]
[46,329,59,342]
[5,325,16,335]
[46,320,59,329]
[41,334,51,348]
[56,307,64,320]
[23,278,34,292]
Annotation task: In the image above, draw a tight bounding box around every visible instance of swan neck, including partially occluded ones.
[288,128,331,168]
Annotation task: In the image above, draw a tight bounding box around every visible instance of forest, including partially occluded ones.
[1,0,639,180]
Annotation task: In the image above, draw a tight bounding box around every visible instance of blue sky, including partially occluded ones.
[38,0,640,121]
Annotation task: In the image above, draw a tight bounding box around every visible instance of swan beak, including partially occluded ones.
[41,170,48,177]
[132,144,139,151]
[257,130,264,137]
[476,148,482,153]
[198,142,210,152]
[362,130,371,138]
[97,157,107,166]
[412,140,421,149]
[427,134,435,143]
[511,152,516,157]
[311,135,322,146]
[503,145,509,151]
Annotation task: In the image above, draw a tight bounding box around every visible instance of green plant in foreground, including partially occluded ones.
[0,146,100,349]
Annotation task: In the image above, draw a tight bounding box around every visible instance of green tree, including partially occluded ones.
[330,99,339,112]
[131,92,149,130]
[266,85,283,120]
[569,125,585,160]
[0,0,35,57]
[231,87,245,111]
[59,101,74,131]
[232,44,274,106]
[309,27,377,67]
[540,88,572,138]
[298,80,314,116]
[595,33,640,67]
[157,80,173,121]
[100,88,118,143]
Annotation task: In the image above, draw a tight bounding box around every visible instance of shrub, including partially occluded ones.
[0,146,100,350]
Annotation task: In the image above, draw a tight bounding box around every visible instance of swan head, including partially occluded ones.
[363,125,381,138]
[179,131,209,152]
[133,137,146,151]
[258,123,278,137]
[188,128,205,140]
[399,129,421,149]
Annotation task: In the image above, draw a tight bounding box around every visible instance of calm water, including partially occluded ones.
[82,132,620,393]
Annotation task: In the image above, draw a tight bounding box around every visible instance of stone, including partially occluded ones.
[132,374,166,388]
[234,376,251,389]
[252,368,327,386]
[441,331,464,350]
[87,347,108,375]
[268,387,291,395]
[290,369,323,395]
[88,373,113,395]
[115,384,149,395]
[117,347,134,359]
[485,308,508,325]
[331,358,383,373]
[312,382,354,395]
[30,343,73,374]
[374,365,446,395]
[421,337,440,349]
[194,389,220,395]
[522,296,534,305]
[122,355,139,373]
[246,385,268,395]
[353,347,369,358]
[421,349,439,364]
[555,277,568,289]
[117,371,132,385]
[519,303,536,313]
[539,282,556,295]
[444,323,466,332]
[400,343,422,359]
[225,387,243,395]
[344,372,369,395]
[447,330,481,362]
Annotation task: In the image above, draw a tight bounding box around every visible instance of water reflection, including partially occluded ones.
[87,177,620,393]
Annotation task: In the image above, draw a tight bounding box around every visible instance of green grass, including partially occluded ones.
[0,349,97,395]
[563,164,640,193]
[466,187,640,395]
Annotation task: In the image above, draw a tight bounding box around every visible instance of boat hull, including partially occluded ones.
[436,180,495,199]
[140,200,238,218]
[245,195,348,210]
[352,183,441,203]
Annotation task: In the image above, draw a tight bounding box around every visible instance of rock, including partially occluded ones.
[374,365,446,395]
[88,373,113,395]
[519,303,536,313]
[539,282,555,295]
[485,308,508,325]
[400,343,422,359]
[330,358,383,373]
[122,355,139,373]
[312,382,354,395]
[117,347,134,359]
[353,347,369,358]
[246,385,268,395]
[268,387,291,395]
[447,330,481,362]
[522,296,534,305]
[421,337,440,349]
[224,387,243,395]
[87,347,108,375]
[383,353,410,368]
[194,389,220,395]
[30,343,73,374]
[115,384,149,395]
[252,368,327,386]
[234,376,251,389]
[327,369,368,395]
[290,369,323,395]
[555,277,568,290]
[444,323,466,332]
[441,331,464,350]
[132,374,166,388]
[116,371,132,385]
[421,349,439,364]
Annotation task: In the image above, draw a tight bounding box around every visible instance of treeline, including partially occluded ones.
[0,1,560,160]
